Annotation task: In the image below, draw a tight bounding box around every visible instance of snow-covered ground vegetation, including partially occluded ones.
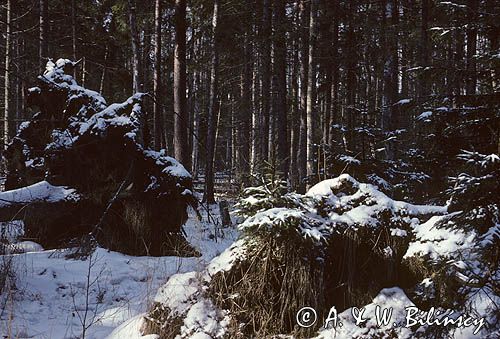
[0,206,238,338]
[0,163,497,338]
[140,169,498,338]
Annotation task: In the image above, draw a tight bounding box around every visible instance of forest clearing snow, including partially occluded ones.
[0,206,237,339]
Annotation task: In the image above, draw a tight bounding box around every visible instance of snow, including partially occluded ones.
[0,220,24,242]
[153,271,201,316]
[391,228,408,237]
[416,111,432,121]
[49,129,75,149]
[180,299,230,338]
[145,239,249,338]
[106,314,157,339]
[205,238,247,278]
[314,287,417,339]
[367,174,392,191]
[0,207,239,339]
[396,98,411,105]
[4,241,44,254]
[338,155,361,165]
[404,213,475,260]
[0,181,79,207]
[144,150,192,179]
[457,150,500,167]
[40,59,107,118]
[239,207,305,231]
[306,174,357,198]
[77,100,135,135]
[479,222,500,247]
[306,174,446,231]
[2,170,489,338]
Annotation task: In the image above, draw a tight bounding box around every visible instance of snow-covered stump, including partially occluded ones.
[143,174,450,338]
[0,59,197,256]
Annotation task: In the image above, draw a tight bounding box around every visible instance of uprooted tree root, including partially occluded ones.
[208,236,325,338]
[142,224,424,338]
[137,228,408,338]
[205,226,422,338]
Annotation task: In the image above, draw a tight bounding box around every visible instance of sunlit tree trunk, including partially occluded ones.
[203,0,220,204]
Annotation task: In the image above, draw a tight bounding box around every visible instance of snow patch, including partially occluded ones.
[0,181,79,207]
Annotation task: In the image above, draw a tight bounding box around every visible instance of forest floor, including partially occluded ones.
[0,204,238,339]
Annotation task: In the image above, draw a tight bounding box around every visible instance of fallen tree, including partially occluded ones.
[0,59,197,256]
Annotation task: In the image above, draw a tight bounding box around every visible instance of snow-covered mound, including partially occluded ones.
[143,175,490,338]
[140,173,498,338]
[314,288,418,339]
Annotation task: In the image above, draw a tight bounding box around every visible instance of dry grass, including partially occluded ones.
[142,303,185,339]
[208,236,324,338]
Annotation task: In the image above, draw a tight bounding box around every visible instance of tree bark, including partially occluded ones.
[466,0,478,95]
[260,0,272,162]
[127,0,142,94]
[251,14,260,173]
[39,0,48,71]
[419,0,430,98]
[297,0,309,192]
[381,0,398,160]
[203,0,220,204]
[239,33,252,182]
[153,0,163,151]
[174,0,190,169]
[289,4,300,188]
[71,0,77,78]
[4,0,11,149]
[274,0,288,178]
[306,0,319,181]
[328,0,340,148]
[191,70,201,179]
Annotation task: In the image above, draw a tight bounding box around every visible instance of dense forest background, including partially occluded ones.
[0,0,499,203]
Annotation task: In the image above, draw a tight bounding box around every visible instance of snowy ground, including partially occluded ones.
[0,205,238,339]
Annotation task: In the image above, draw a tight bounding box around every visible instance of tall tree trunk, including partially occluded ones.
[306,0,319,181]
[381,0,398,160]
[239,33,252,183]
[289,4,300,188]
[39,0,48,71]
[99,45,109,95]
[419,0,430,98]
[345,2,357,153]
[268,75,276,161]
[454,27,464,96]
[71,0,77,78]
[297,0,309,192]
[4,0,11,149]
[486,0,498,91]
[466,0,478,95]
[274,0,288,178]
[192,70,201,179]
[203,0,220,204]
[251,37,260,173]
[127,0,142,93]
[260,0,272,163]
[174,0,190,169]
[328,0,340,149]
[153,0,163,150]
